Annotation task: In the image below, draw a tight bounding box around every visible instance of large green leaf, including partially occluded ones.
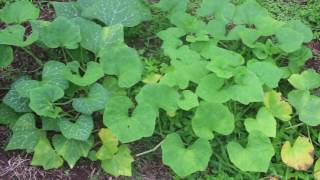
[196,73,230,103]
[99,44,142,88]
[201,46,244,78]
[286,20,313,43]
[31,135,64,170]
[29,85,64,118]
[0,103,19,126]
[156,0,188,13]
[73,17,123,54]
[14,80,40,98]
[52,2,81,18]
[169,12,206,33]
[288,90,320,126]
[227,67,264,104]
[177,90,199,111]
[227,131,275,172]
[3,77,32,112]
[161,133,212,177]
[0,45,13,68]
[288,47,313,73]
[247,60,283,88]
[197,0,233,18]
[136,84,180,114]
[0,0,40,24]
[288,69,320,90]
[0,25,38,47]
[244,107,277,137]
[264,90,292,122]
[73,83,108,114]
[275,27,304,53]
[233,0,268,25]
[96,128,119,160]
[58,115,93,141]
[42,61,69,90]
[103,96,157,143]
[81,0,151,27]
[52,135,94,168]
[192,102,234,140]
[281,136,314,171]
[65,61,104,87]
[39,16,81,49]
[101,145,134,177]
[6,113,43,151]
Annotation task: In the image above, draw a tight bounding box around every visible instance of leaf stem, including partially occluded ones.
[55,99,73,106]
[62,48,68,63]
[285,122,304,130]
[135,140,164,157]
[21,47,43,66]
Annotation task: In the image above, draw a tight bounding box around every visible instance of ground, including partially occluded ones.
[0,0,320,179]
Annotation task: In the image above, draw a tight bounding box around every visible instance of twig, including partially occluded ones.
[135,140,164,157]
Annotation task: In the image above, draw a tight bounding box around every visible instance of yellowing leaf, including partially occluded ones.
[97,128,119,160]
[314,159,320,180]
[281,136,314,171]
[264,90,292,121]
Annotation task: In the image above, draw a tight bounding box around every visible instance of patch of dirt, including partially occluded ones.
[306,40,320,72]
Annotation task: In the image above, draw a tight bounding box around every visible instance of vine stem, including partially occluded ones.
[21,47,43,66]
[135,140,164,157]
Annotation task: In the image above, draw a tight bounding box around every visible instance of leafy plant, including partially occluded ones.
[0,0,319,179]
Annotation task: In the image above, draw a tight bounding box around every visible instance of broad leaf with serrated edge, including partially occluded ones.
[99,44,142,88]
[264,90,292,121]
[31,135,63,170]
[29,85,64,118]
[52,135,94,168]
[192,102,234,140]
[161,133,212,177]
[65,61,104,87]
[281,136,314,171]
[245,107,277,137]
[58,115,93,141]
[103,96,157,143]
[227,131,275,172]
[73,83,108,114]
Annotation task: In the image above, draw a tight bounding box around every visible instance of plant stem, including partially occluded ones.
[62,48,68,63]
[21,47,43,66]
[135,140,164,157]
[285,122,304,130]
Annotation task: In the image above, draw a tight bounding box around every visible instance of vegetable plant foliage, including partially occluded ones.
[0,0,319,178]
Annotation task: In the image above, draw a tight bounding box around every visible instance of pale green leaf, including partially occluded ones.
[0,45,13,68]
[58,115,93,141]
[289,69,320,90]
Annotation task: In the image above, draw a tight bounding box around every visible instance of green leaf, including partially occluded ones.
[73,17,123,54]
[196,73,230,103]
[81,0,151,27]
[157,27,186,52]
[41,117,60,132]
[52,135,94,168]
[97,128,119,160]
[3,77,32,112]
[247,60,283,88]
[169,12,206,33]
[0,25,38,47]
[65,61,104,87]
[314,159,320,179]
[244,107,277,137]
[286,20,313,43]
[101,145,134,177]
[39,16,81,49]
[52,2,81,18]
[206,19,228,40]
[0,0,40,24]
[227,131,275,172]
[102,77,127,97]
[73,83,108,114]
[281,136,314,171]
[0,45,13,68]
[100,44,142,88]
[288,47,313,73]
[201,46,244,78]
[197,0,233,18]
[252,16,284,36]
[103,96,157,143]
[0,103,19,126]
[264,90,292,121]
[6,113,43,151]
[288,90,320,126]
[29,85,64,118]
[31,135,64,170]
[233,0,268,25]
[192,102,234,140]
[275,27,304,53]
[227,67,264,104]
[58,115,93,141]
[156,0,188,13]
[136,84,180,114]
[161,133,212,177]
[178,90,199,111]
[288,69,320,90]
[14,80,40,98]
[239,28,261,48]
[42,61,69,90]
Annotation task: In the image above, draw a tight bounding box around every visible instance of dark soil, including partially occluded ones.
[306,40,320,72]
